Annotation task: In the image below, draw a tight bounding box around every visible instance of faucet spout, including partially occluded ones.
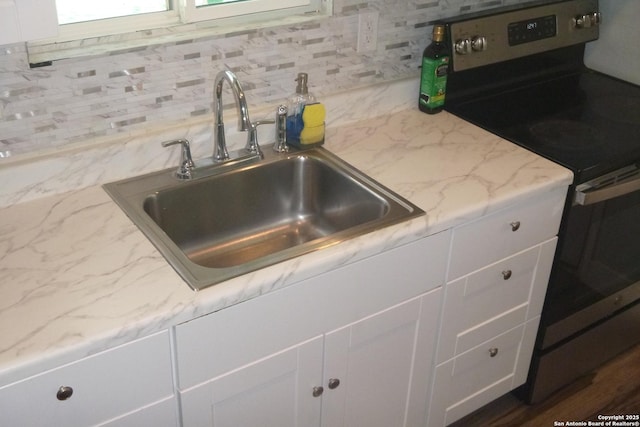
[213,69,252,161]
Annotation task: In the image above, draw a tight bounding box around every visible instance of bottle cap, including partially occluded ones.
[295,73,309,95]
[432,24,445,42]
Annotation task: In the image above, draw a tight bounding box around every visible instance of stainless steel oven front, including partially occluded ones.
[542,163,640,348]
[525,163,640,402]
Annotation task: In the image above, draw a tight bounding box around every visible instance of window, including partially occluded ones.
[53,0,324,35]
[56,0,170,25]
[182,0,322,22]
[27,0,329,62]
[56,0,321,25]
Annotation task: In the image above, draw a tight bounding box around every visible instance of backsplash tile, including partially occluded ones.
[0,0,529,160]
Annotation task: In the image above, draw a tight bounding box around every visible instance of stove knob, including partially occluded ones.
[574,14,590,28]
[455,38,472,55]
[574,12,601,28]
[471,36,487,52]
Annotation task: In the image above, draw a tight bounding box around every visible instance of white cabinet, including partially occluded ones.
[180,290,441,427]
[0,0,58,45]
[180,335,324,427]
[430,318,540,425]
[427,188,567,427]
[436,240,556,364]
[175,232,450,427]
[320,292,441,427]
[0,331,178,427]
[447,187,565,281]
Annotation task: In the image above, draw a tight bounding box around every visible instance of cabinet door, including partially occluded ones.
[176,233,449,390]
[180,336,324,427]
[321,289,442,427]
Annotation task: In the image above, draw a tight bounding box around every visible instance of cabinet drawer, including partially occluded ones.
[448,187,565,280]
[0,331,175,427]
[429,324,526,427]
[437,238,556,363]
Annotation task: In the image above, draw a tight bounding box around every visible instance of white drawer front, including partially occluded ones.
[429,325,525,427]
[0,331,174,427]
[438,237,556,363]
[448,187,565,280]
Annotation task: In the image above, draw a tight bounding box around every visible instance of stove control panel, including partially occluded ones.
[507,14,556,46]
[442,0,600,72]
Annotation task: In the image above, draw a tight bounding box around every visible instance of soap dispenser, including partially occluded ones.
[286,73,316,145]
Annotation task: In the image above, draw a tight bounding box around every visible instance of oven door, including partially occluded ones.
[541,163,640,348]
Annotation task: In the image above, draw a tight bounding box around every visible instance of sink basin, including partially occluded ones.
[104,148,424,290]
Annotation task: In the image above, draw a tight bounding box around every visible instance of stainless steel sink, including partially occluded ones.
[104,148,424,290]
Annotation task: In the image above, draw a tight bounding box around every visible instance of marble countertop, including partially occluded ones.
[0,107,573,387]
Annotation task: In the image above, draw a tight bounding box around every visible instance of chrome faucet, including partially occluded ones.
[164,70,286,180]
[214,69,271,162]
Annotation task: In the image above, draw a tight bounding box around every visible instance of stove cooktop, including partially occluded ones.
[446,70,640,183]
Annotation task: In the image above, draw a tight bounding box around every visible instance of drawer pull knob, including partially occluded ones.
[502,270,513,280]
[56,386,74,401]
[312,386,324,397]
[328,378,341,390]
[489,348,499,358]
[510,221,521,232]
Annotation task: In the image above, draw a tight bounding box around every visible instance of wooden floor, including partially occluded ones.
[450,343,640,427]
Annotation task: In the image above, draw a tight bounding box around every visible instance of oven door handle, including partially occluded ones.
[574,169,640,206]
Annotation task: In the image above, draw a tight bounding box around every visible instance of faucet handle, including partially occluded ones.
[162,139,195,180]
[273,105,288,153]
[246,119,275,157]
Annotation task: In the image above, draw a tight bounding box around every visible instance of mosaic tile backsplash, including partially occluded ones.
[0,0,530,160]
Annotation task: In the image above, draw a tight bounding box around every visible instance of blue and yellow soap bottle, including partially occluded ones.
[286,73,325,147]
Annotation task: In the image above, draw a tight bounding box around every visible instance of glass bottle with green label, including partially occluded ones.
[419,24,450,114]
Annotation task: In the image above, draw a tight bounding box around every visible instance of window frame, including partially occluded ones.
[26,0,330,63]
[27,0,333,67]
[181,0,319,22]
[51,10,180,43]
[44,0,325,44]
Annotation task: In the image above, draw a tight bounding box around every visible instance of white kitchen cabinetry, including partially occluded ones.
[320,292,440,427]
[427,187,566,427]
[175,232,450,427]
[0,0,58,45]
[0,331,177,427]
[180,335,324,426]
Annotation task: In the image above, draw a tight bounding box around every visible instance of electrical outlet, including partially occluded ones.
[357,11,379,53]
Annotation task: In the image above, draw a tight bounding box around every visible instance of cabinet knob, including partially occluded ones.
[502,270,512,280]
[56,386,74,401]
[312,386,324,397]
[328,378,341,390]
[488,348,499,358]
[510,221,521,232]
